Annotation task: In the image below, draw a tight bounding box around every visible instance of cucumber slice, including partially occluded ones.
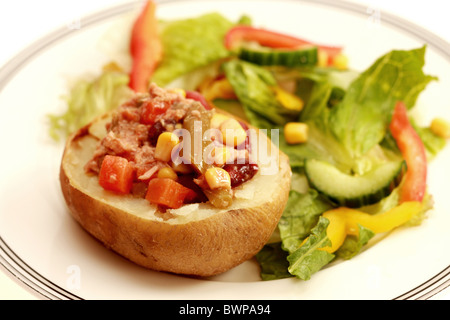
[304,159,406,208]
[238,46,318,67]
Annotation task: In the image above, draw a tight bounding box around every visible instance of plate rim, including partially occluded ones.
[1,0,449,300]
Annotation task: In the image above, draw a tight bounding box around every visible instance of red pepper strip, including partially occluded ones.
[129,0,163,93]
[389,101,427,203]
[224,25,342,64]
[185,90,212,110]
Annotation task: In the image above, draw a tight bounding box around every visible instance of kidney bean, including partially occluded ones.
[223,162,259,187]
[147,119,176,146]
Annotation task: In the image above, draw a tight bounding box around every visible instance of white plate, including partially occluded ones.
[1,0,450,300]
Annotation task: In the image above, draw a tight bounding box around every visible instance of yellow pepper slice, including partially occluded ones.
[319,201,423,253]
[272,86,304,112]
[200,77,237,101]
[321,211,346,253]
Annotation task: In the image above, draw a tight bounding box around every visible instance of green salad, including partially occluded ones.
[49,3,449,281]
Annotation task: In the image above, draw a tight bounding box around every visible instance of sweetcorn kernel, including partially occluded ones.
[205,167,231,190]
[220,118,247,147]
[168,88,186,97]
[273,86,304,112]
[210,113,230,129]
[155,132,180,162]
[318,50,329,67]
[102,61,123,73]
[211,146,233,166]
[203,77,237,101]
[284,122,308,144]
[333,53,348,70]
[431,118,450,139]
[157,167,178,180]
[171,161,193,174]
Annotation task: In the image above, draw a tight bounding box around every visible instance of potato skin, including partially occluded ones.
[60,114,291,277]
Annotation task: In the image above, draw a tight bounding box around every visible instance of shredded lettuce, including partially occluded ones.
[48,69,132,141]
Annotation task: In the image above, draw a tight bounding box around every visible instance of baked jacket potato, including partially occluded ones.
[60,83,291,277]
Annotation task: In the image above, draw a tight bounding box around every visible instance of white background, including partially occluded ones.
[0,0,449,300]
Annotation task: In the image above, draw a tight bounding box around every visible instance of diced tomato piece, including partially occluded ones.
[389,101,427,203]
[145,178,195,209]
[140,99,171,124]
[98,155,135,194]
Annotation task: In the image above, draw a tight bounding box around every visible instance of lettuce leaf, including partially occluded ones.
[413,123,447,158]
[329,46,437,158]
[298,78,333,126]
[335,225,375,260]
[279,82,356,171]
[287,216,335,280]
[256,189,334,281]
[223,59,304,127]
[151,13,233,87]
[278,189,334,253]
[255,243,293,281]
[382,117,446,160]
[257,217,335,281]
